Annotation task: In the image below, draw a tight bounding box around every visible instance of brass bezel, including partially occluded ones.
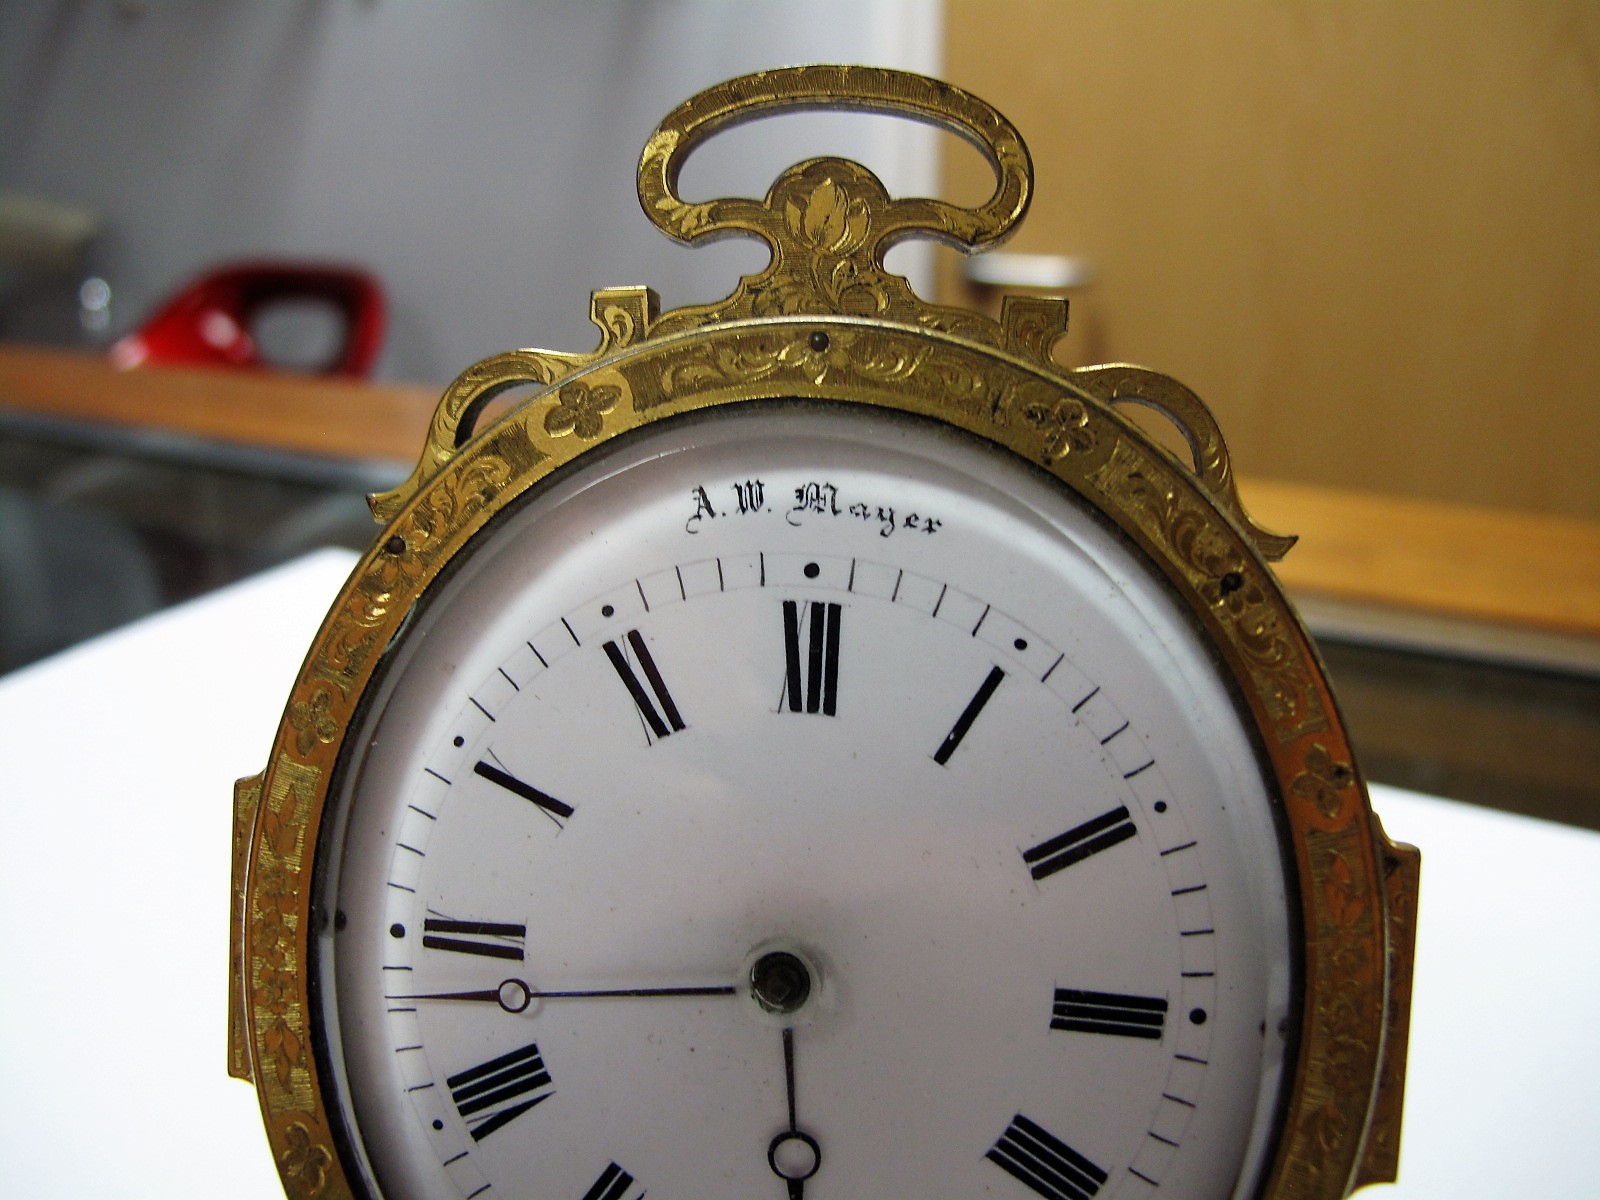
[230,66,1416,1200]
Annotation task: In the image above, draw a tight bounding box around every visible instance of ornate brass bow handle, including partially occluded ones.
[638,64,1032,264]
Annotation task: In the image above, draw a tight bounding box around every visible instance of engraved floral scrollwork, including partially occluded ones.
[1073,365,1296,563]
[1322,1012,1370,1109]
[596,291,651,349]
[311,580,401,697]
[787,331,858,385]
[312,626,381,699]
[1001,295,1070,366]
[260,969,304,1093]
[655,327,926,400]
[250,757,319,1111]
[1168,506,1240,585]
[638,65,1029,340]
[770,166,903,320]
[255,916,304,1095]
[650,335,769,396]
[1281,831,1381,1186]
[287,687,338,756]
[256,855,296,909]
[1305,1081,1355,1162]
[544,379,620,439]
[1090,442,1326,743]
[229,775,262,1080]
[373,290,645,522]
[638,163,1004,337]
[660,162,916,327]
[785,172,871,260]
[428,452,516,527]
[1292,743,1358,826]
[843,332,930,385]
[308,538,423,697]
[278,1120,332,1197]
[922,355,992,417]
[780,326,925,386]
[1220,576,1324,741]
[317,432,542,699]
[1020,394,1094,460]
[1321,846,1368,931]
[258,781,306,862]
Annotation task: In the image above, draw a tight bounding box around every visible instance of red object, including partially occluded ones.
[110,261,386,377]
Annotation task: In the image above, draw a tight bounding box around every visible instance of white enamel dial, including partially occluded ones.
[318,403,1294,1200]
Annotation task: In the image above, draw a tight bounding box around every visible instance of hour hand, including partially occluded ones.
[768,1129,821,1200]
[766,1025,822,1199]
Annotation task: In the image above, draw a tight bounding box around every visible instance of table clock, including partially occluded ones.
[230,65,1417,1200]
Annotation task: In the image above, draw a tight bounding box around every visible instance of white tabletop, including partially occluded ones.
[0,549,1595,1198]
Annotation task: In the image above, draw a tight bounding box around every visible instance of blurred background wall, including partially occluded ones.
[0,0,943,381]
[939,0,1600,520]
[8,2,1598,521]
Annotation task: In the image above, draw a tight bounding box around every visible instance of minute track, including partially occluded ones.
[370,548,1230,1196]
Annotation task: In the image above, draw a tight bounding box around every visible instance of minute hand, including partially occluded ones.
[518,984,737,999]
[387,978,736,1013]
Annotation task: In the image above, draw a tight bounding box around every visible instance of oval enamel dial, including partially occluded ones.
[317,403,1295,1200]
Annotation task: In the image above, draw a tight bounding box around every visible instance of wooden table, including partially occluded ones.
[5,342,1599,652]
[1245,478,1600,638]
[0,342,440,465]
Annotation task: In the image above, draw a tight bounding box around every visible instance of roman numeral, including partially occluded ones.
[1051,988,1168,1039]
[987,1114,1107,1200]
[1022,807,1137,880]
[782,600,841,715]
[933,665,1006,765]
[422,916,526,961]
[581,1162,641,1200]
[473,759,574,824]
[447,1040,553,1141]
[603,630,685,741]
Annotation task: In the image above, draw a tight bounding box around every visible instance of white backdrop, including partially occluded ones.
[1,550,1596,1196]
